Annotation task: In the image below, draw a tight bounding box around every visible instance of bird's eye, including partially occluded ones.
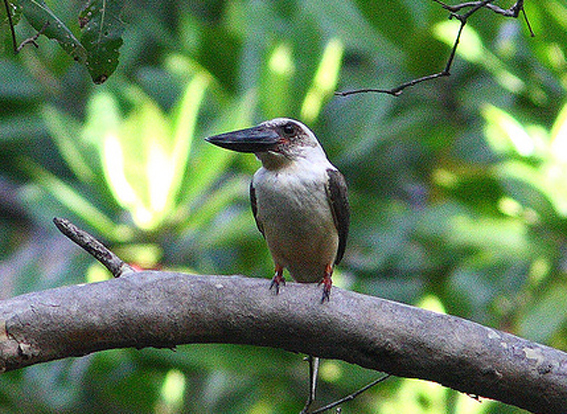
[282,123,295,136]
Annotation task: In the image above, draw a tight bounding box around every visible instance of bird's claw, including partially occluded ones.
[319,264,333,303]
[319,280,332,303]
[320,286,331,303]
[270,271,286,295]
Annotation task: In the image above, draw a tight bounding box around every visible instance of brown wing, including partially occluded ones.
[250,181,265,237]
[325,169,350,264]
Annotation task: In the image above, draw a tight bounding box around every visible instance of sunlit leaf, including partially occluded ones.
[482,104,543,158]
[454,392,493,414]
[448,213,528,255]
[260,42,295,119]
[83,91,145,220]
[546,0,567,30]
[434,20,483,63]
[499,160,567,217]
[102,130,148,220]
[158,369,186,412]
[22,160,129,241]
[115,93,171,229]
[550,101,567,163]
[301,37,344,123]
[377,377,448,414]
[167,72,211,212]
[541,161,567,216]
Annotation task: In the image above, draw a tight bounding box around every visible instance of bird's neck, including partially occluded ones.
[256,146,329,171]
[255,151,294,171]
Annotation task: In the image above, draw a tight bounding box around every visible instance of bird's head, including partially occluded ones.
[205,118,327,169]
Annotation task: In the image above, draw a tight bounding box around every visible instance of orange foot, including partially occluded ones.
[270,265,286,294]
[319,263,334,303]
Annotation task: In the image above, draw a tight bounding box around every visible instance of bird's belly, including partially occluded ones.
[255,175,338,283]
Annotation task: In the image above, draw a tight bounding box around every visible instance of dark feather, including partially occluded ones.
[325,169,350,264]
[250,181,265,237]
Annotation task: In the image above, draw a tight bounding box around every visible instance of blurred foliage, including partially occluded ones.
[1,0,566,413]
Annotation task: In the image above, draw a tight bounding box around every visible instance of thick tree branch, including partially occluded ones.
[0,271,565,413]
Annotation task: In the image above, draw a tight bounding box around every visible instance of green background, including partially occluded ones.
[1,0,566,413]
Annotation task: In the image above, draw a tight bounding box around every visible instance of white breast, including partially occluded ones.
[253,159,339,283]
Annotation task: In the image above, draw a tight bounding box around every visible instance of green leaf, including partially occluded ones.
[22,159,129,242]
[260,42,295,120]
[482,104,544,158]
[42,105,97,183]
[3,0,22,24]
[550,101,567,163]
[167,72,211,213]
[19,0,86,63]
[0,59,42,99]
[434,21,526,94]
[519,285,567,343]
[79,0,125,84]
[180,90,256,207]
[497,160,566,218]
[182,175,248,234]
[300,37,344,123]
[305,0,397,57]
[101,91,172,229]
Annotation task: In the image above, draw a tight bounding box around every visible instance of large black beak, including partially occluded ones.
[205,125,280,153]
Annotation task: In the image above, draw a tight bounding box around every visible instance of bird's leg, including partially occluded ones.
[319,264,334,303]
[270,264,286,294]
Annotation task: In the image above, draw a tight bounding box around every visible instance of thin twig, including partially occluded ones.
[300,356,321,414]
[306,374,392,414]
[15,21,50,53]
[336,0,532,97]
[435,0,526,17]
[3,0,17,52]
[53,217,133,278]
[521,7,535,37]
[3,0,51,55]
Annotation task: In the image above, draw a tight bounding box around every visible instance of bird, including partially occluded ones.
[205,118,349,302]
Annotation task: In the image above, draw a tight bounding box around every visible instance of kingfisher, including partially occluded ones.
[206,118,349,302]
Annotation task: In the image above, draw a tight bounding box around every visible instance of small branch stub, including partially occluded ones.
[52,217,133,277]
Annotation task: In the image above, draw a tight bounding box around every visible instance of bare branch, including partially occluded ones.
[14,21,50,52]
[0,271,565,413]
[300,356,320,414]
[435,0,525,17]
[53,217,134,277]
[2,0,51,55]
[308,374,391,414]
[336,0,532,97]
[3,0,18,52]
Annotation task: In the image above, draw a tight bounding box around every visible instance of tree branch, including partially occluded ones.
[52,217,133,277]
[336,0,533,97]
[2,0,51,55]
[0,271,565,413]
